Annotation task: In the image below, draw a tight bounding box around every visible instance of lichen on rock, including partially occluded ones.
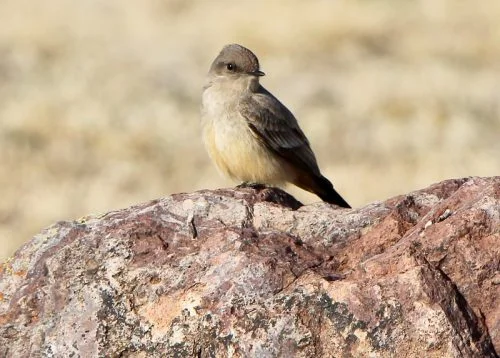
[0,177,499,357]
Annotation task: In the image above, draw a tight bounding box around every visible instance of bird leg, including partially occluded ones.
[236,182,267,190]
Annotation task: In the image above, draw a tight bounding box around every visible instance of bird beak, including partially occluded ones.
[252,70,265,77]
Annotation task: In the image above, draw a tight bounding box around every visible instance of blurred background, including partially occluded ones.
[1,0,499,261]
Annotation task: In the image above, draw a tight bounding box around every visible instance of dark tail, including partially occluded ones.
[294,173,351,208]
[316,178,351,208]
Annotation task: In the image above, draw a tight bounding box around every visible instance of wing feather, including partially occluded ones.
[238,87,321,176]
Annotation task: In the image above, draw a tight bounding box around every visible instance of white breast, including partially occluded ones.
[201,82,289,184]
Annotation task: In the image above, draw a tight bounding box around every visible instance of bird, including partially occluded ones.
[201,44,350,208]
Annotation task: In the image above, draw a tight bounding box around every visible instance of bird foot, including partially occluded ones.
[236,182,268,190]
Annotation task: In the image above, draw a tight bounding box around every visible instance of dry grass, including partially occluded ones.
[1,0,499,260]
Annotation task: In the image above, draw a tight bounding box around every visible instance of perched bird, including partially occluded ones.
[201,44,350,208]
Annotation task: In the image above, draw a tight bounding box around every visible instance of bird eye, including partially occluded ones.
[226,63,235,71]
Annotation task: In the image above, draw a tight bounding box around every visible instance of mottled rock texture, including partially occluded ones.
[1,177,499,357]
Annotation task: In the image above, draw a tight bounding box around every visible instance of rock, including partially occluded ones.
[0,177,498,357]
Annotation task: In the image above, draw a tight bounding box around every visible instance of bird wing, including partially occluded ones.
[238,87,321,176]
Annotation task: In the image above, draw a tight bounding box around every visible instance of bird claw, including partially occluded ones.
[236,182,267,190]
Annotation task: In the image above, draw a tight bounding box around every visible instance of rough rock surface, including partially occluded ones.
[0,177,499,357]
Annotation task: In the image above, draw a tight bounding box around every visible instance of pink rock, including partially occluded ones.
[0,177,498,357]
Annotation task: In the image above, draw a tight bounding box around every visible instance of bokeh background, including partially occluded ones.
[1,0,499,261]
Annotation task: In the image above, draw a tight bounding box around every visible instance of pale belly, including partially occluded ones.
[202,113,289,184]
